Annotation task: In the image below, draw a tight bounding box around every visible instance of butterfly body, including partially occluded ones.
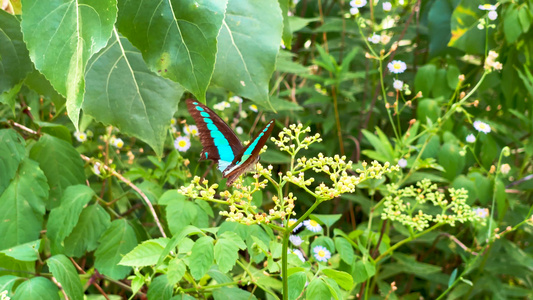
[186,99,274,186]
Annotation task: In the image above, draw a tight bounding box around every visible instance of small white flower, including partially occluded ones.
[303,219,322,232]
[473,207,489,218]
[381,34,391,44]
[249,104,258,112]
[184,125,199,136]
[388,60,407,74]
[368,33,381,44]
[350,0,367,8]
[174,136,191,152]
[399,0,405,5]
[478,4,496,11]
[313,245,331,262]
[349,7,359,14]
[398,158,407,168]
[393,79,404,90]
[466,134,476,143]
[74,131,87,142]
[473,120,491,134]
[290,235,304,246]
[488,10,497,21]
[112,138,124,149]
[239,111,248,118]
[236,126,244,135]
[289,249,306,262]
[382,2,392,11]
[229,96,243,104]
[170,118,177,125]
[287,218,303,233]
[93,162,102,175]
[500,163,511,175]
[214,101,231,111]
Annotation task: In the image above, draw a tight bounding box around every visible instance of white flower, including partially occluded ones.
[387,60,407,74]
[349,7,359,14]
[488,10,497,20]
[393,79,403,90]
[170,118,177,125]
[399,0,405,5]
[473,207,489,218]
[239,111,248,118]
[381,34,391,44]
[290,235,304,246]
[287,218,303,233]
[93,162,101,175]
[466,134,476,143]
[398,158,407,168]
[0,290,9,300]
[382,2,392,11]
[214,101,231,111]
[229,96,243,104]
[303,219,322,232]
[249,104,258,112]
[74,131,87,142]
[500,163,511,175]
[236,126,244,135]
[184,124,199,136]
[174,136,191,152]
[473,120,491,134]
[313,246,331,262]
[112,138,124,149]
[478,4,496,11]
[368,33,381,44]
[289,249,306,262]
[350,0,367,8]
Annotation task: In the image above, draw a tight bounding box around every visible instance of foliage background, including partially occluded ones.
[1,0,533,299]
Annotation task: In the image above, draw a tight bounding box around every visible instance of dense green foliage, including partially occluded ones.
[1,0,533,299]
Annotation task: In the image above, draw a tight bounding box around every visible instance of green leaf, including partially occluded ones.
[47,255,83,300]
[427,0,454,57]
[448,0,488,54]
[0,240,41,261]
[189,236,214,279]
[503,4,522,44]
[306,278,331,300]
[83,33,184,156]
[437,142,465,182]
[211,0,282,108]
[12,277,60,300]
[414,64,437,97]
[352,260,375,284]
[94,219,138,280]
[63,204,111,257]
[0,81,22,114]
[214,231,246,273]
[361,128,394,163]
[117,0,227,102]
[0,275,18,294]
[146,275,173,300]
[167,258,187,285]
[0,10,34,94]
[0,159,48,248]
[393,253,442,275]
[448,268,458,287]
[288,271,306,300]
[311,214,342,228]
[518,5,532,32]
[0,129,25,194]
[24,70,66,108]
[279,0,291,49]
[47,185,95,254]
[212,287,257,300]
[334,237,354,264]
[119,238,169,267]
[322,269,353,290]
[165,197,198,235]
[0,253,34,277]
[29,134,85,209]
[20,0,117,127]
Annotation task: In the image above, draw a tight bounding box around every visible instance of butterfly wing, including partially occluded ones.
[186,99,243,172]
[223,120,275,186]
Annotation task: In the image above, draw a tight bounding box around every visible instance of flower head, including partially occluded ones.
[287,218,303,233]
[393,79,404,90]
[236,126,244,135]
[398,158,407,168]
[473,207,489,218]
[174,136,191,152]
[184,124,199,136]
[229,96,243,104]
[382,1,392,11]
[303,219,322,232]
[466,134,476,143]
[350,0,367,8]
[368,33,381,44]
[478,4,496,10]
[313,245,331,262]
[473,120,491,134]
[112,138,124,149]
[93,162,102,175]
[249,104,258,112]
[290,249,306,262]
[74,131,87,142]
[488,10,497,20]
[500,163,511,175]
[388,60,407,74]
[214,101,231,111]
[290,235,304,246]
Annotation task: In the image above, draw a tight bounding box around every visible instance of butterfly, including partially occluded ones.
[186,99,275,186]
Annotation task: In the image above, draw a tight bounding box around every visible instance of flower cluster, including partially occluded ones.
[271,123,322,155]
[484,50,502,71]
[382,179,481,231]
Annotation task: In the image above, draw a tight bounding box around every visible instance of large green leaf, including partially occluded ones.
[47,255,83,300]
[94,219,138,280]
[0,129,25,194]
[146,275,174,300]
[12,277,60,300]
[214,231,246,273]
[0,240,41,261]
[117,0,227,102]
[83,33,184,156]
[211,0,283,107]
[20,0,117,127]
[427,0,455,57]
[0,10,34,94]
[0,253,34,277]
[47,185,95,254]
[0,159,48,249]
[212,287,257,300]
[448,0,489,54]
[63,204,111,257]
[306,278,331,299]
[119,238,169,267]
[29,134,85,209]
[189,236,214,280]
[288,272,306,300]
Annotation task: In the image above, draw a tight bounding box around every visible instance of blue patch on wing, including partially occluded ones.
[200,112,210,118]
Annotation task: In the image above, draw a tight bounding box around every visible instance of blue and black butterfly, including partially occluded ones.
[186,99,275,186]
